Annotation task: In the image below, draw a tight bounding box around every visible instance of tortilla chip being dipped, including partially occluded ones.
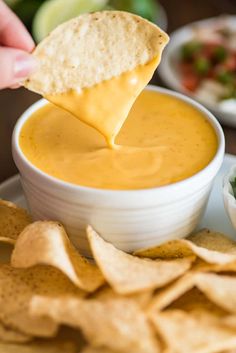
[24,11,169,144]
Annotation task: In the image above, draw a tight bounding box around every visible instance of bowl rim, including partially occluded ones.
[12,85,225,196]
[223,165,236,208]
[158,15,236,115]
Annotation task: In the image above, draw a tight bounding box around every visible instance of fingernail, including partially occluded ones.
[14,54,37,78]
[10,83,21,89]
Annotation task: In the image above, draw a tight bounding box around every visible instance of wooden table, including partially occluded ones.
[0,0,236,184]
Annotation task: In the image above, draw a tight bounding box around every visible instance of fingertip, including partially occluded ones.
[14,53,37,78]
[0,0,36,52]
[10,83,21,89]
[25,37,36,53]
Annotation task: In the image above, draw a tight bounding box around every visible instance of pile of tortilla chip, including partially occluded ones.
[2,199,236,352]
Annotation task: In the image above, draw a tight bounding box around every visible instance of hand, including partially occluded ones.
[0,0,36,89]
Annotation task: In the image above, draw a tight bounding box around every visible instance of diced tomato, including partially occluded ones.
[179,62,194,75]
[211,64,224,78]
[224,55,236,71]
[181,74,199,92]
[202,43,219,59]
[207,68,216,79]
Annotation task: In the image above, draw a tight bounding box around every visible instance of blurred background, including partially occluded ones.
[1,0,236,183]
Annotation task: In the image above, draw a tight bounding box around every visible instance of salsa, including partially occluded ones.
[179,23,236,101]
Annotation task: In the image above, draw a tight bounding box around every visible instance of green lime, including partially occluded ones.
[4,0,21,6]
[109,0,158,22]
[32,0,108,42]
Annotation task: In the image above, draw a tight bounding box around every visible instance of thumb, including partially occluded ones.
[0,47,36,89]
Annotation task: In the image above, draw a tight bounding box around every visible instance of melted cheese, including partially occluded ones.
[46,58,159,147]
[19,90,218,190]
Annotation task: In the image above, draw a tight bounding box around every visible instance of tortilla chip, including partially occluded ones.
[148,273,196,312]
[191,259,236,273]
[135,229,236,265]
[87,226,193,294]
[91,285,153,309]
[188,230,236,264]
[31,296,160,353]
[0,264,85,337]
[134,239,193,259]
[222,316,236,330]
[11,221,104,292]
[157,285,236,332]
[0,200,31,244]
[0,321,31,343]
[0,242,14,265]
[171,288,236,335]
[0,338,77,353]
[25,11,168,143]
[25,11,168,95]
[81,347,119,353]
[188,230,236,250]
[149,269,236,314]
[151,309,236,353]
[0,237,15,245]
[169,287,227,316]
[195,273,236,314]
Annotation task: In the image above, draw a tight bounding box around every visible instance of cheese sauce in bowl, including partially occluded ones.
[12,86,224,255]
[19,89,217,190]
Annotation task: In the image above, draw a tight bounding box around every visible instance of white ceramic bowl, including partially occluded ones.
[158,15,236,127]
[223,165,236,230]
[12,86,225,256]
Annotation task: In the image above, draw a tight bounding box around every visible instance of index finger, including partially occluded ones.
[0,0,35,52]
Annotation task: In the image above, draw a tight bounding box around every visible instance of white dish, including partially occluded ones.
[223,164,236,230]
[158,15,236,127]
[12,86,224,256]
[1,154,235,240]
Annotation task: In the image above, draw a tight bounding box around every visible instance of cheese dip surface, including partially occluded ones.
[19,90,217,190]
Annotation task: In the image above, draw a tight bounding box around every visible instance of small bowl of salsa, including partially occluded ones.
[159,15,236,127]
